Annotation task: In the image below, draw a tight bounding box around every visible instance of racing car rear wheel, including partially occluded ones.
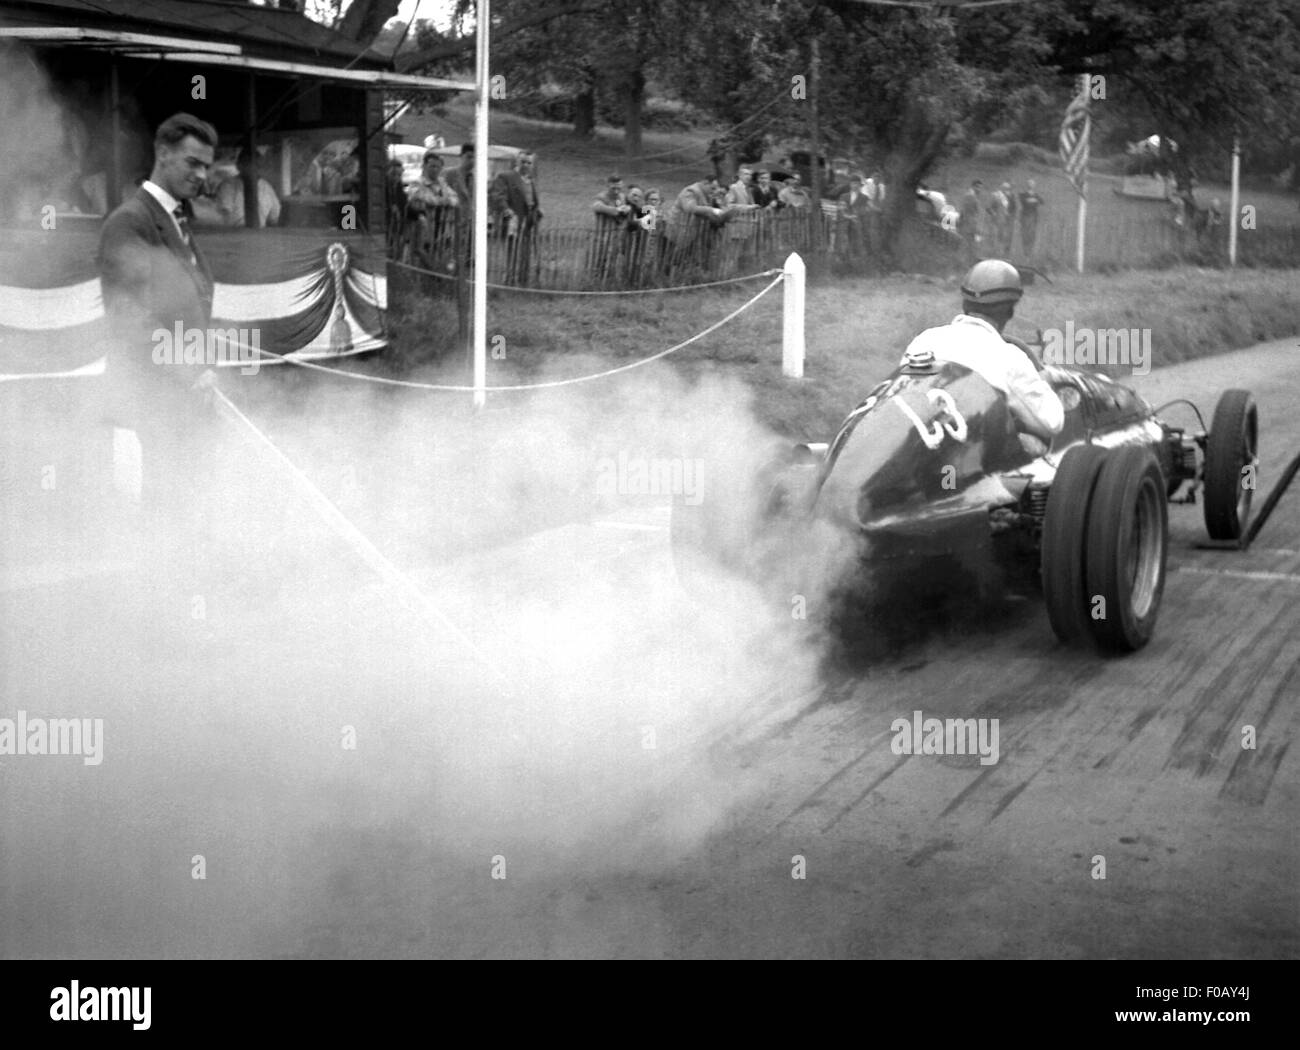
[1203,389,1258,541]
[1041,444,1108,644]
[1085,446,1168,652]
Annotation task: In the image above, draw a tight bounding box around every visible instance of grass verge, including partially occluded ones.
[379,266,1300,440]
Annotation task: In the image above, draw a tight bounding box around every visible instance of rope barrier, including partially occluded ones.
[227,271,785,393]
[389,256,783,295]
[210,386,519,698]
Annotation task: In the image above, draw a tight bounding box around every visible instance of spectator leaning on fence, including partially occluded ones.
[404,150,459,268]
[779,172,811,208]
[641,188,663,230]
[724,166,761,270]
[409,150,459,211]
[622,185,653,282]
[661,173,726,275]
[491,151,542,285]
[751,169,780,210]
[444,143,474,214]
[591,173,630,284]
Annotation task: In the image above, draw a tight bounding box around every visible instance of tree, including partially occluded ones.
[399,0,672,161]
[1039,0,1300,182]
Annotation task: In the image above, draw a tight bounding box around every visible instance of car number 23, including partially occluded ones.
[891,389,969,449]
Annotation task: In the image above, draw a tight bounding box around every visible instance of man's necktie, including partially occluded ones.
[173,205,196,265]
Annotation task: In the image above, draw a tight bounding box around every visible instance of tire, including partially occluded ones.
[1041,444,1108,644]
[1085,446,1168,652]
[1203,389,1258,541]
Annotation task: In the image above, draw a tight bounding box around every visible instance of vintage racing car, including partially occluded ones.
[672,343,1260,654]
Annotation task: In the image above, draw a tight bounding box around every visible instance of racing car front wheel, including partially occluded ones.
[1085,446,1169,652]
[1203,389,1258,541]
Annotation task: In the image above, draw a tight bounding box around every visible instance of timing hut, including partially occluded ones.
[0,0,469,378]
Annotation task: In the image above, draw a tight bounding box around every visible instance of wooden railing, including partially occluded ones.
[387,201,1300,292]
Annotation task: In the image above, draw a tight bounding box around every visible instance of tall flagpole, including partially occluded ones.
[1076,74,1087,274]
[472,0,490,408]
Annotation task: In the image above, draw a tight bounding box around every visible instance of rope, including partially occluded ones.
[389,256,783,295]
[210,387,520,698]
[224,272,785,393]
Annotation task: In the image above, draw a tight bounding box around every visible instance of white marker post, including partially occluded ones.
[472,0,490,409]
[782,252,805,378]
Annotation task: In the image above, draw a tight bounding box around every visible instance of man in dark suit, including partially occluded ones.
[97,112,220,587]
[442,142,477,269]
[490,151,541,285]
[836,174,873,271]
[98,111,218,393]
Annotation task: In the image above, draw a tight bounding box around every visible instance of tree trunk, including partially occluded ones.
[337,0,401,44]
[573,87,595,138]
[878,97,951,269]
[808,35,823,252]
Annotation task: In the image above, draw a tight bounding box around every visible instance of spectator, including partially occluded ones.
[989,181,1015,255]
[590,173,629,285]
[641,188,663,230]
[405,149,458,268]
[724,165,760,271]
[386,158,406,228]
[826,159,852,200]
[1017,178,1043,258]
[959,179,985,262]
[864,168,886,264]
[444,142,476,205]
[409,150,458,210]
[779,172,811,209]
[661,173,726,276]
[835,173,872,271]
[864,169,886,210]
[751,170,780,210]
[622,185,652,283]
[443,143,477,266]
[491,151,542,285]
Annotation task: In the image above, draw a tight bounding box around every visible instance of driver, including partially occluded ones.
[900,259,1064,444]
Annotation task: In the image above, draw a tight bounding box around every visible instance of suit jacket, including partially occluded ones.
[959,190,983,235]
[837,190,872,221]
[98,187,215,396]
[664,182,720,244]
[491,170,541,228]
[444,165,476,213]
